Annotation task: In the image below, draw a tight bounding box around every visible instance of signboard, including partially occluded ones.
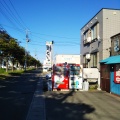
[46,41,53,68]
[114,64,120,84]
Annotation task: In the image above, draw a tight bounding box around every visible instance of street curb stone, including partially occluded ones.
[26,77,46,120]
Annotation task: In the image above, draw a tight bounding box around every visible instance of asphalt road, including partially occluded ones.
[1,71,120,120]
[0,69,41,120]
[44,90,120,120]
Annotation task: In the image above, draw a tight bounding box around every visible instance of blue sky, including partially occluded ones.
[0,0,120,63]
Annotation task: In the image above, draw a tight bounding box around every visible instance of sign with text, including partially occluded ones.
[114,64,120,84]
[46,41,53,67]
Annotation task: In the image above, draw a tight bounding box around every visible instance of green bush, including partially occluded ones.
[89,84,98,90]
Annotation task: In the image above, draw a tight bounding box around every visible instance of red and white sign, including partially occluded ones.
[114,64,120,84]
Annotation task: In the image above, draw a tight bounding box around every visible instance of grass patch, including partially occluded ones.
[24,68,36,73]
[0,68,35,80]
[0,68,6,74]
[0,68,8,79]
[8,70,24,76]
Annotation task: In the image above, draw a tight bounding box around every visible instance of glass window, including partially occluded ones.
[83,55,88,68]
[91,23,99,40]
[93,53,97,67]
[91,26,96,39]
[83,30,89,40]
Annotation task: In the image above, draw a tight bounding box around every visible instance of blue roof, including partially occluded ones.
[99,55,120,64]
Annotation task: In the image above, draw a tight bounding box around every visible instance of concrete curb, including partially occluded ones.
[26,77,46,120]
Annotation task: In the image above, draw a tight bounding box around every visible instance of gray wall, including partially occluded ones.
[80,8,120,69]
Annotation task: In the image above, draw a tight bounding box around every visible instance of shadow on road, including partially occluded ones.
[0,69,41,120]
[44,90,95,120]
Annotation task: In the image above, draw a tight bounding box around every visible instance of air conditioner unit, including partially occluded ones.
[87,37,91,43]
[86,54,91,59]
[97,35,101,42]
[83,39,87,44]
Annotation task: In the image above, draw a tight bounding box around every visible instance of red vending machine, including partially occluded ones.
[52,63,69,91]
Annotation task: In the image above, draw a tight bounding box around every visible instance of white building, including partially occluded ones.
[54,54,81,64]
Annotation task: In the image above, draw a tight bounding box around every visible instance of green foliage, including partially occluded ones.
[0,68,6,73]
[0,68,35,80]
[0,68,9,79]
[0,29,41,70]
[8,70,24,76]
[89,84,98,90]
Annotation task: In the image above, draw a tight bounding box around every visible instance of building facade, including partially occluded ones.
[100,33,120,94]
[111,33,120,56]
[80,8,120,69]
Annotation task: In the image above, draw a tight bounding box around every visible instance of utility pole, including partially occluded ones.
[24,29,29,71]
[35,51,37,69]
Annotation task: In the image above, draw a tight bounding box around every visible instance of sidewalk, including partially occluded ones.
[26,77,46,120]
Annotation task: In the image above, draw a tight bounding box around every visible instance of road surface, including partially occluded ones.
[44,90,120,120]
[0,69,41,120]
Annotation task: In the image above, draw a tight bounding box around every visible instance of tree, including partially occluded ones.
[0,30,11,72]
[0,28,41,72]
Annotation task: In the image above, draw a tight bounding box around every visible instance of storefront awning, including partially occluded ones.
[99,55,120,64]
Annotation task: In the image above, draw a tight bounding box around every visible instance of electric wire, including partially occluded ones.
[8,0,29,29]
[0,0,80,57]
[31,31,79,39]
[0,7,21,32]
[0,1,24,31]
[1,24,80,47]
[2,0,25,30]
[0,24,24,34]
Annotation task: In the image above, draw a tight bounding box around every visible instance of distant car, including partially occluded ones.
[46,73,52,80]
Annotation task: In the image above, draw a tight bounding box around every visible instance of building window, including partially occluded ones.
[83,30,88,40]
[83,55,88,68]
[91,23,99,40]
[91,53,97,68]
[83,29,91,45]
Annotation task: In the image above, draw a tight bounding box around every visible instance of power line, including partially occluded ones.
[0,0,25,30]
[0,24,80,43]
[0,0,29,42]
[8,0,29,29]
[0,24,24,34]
[0,7,20,31]
[31,31,80,40]
[0,1,22,30]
